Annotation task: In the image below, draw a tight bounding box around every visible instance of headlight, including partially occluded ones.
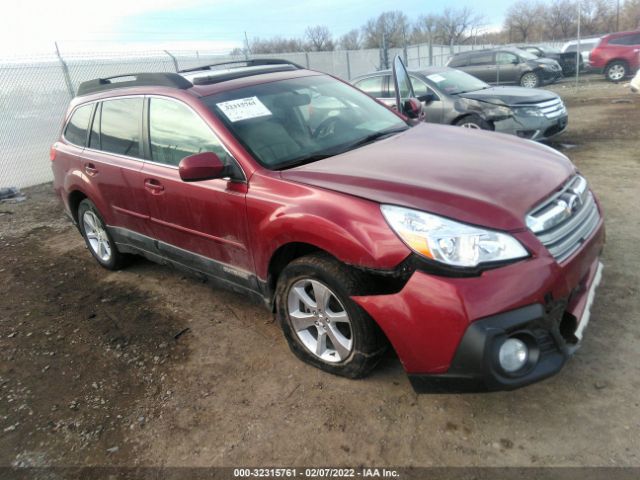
[380,205,528,268]
[513,106,545,117]
[484,105,512,119]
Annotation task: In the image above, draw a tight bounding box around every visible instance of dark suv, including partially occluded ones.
[447,47,563,88]
[51,57,604,393]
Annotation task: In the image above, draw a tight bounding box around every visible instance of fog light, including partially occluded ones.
[498,338,528,373]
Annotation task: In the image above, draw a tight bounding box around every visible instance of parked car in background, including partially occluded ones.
[352,66,568,141]
[522,45,583,75]
[50,56,605,393]
[589,30,640,81]
[447,47,563,88]
[631,69,640,93]
[561,38,602,68]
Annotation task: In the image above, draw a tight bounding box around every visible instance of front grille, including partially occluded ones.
[534,98,566,119]
[526,175,601,263]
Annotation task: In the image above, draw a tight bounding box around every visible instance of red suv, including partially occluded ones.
[590,30,640,81]
[51,58,605,392]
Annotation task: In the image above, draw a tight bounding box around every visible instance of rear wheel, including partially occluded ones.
[78,199,129,270]
[605,61,628,82]
[520,71,540,88]
[455,114,491,130]
[275,253,387,378]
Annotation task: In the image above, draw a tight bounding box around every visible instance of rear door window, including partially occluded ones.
[467,53,495,66]
[496,52,518,65]
[100,98,143,158]
[64,104,93,147]
[353,76,385,98]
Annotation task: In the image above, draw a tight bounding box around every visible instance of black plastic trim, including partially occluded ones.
[408,303,571,393]
[77,73,193,96]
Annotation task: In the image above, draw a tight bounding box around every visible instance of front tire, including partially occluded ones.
[275,253,387,378]
[78,199,129,270]
[605,61,628,82]
[455,114,492,130]
[520,71,540,88]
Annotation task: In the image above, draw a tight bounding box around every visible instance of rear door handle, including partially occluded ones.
[84,163,98,176]
[144,178,165,194]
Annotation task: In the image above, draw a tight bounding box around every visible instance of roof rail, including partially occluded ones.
[77,73,193,96]
[179,58,304,74]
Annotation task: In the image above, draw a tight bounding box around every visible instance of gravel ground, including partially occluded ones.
[0,77,639,470]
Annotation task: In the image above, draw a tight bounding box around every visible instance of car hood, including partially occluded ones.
[280,124,575,231]
[458,86,559,106]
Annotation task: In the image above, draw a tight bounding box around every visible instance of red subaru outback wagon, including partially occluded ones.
[51,58,605,392]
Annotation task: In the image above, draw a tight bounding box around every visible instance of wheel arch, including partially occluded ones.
[68,189,88,224]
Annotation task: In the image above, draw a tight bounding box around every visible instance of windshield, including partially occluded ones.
[424,69,489,95]
[203,75,408,170]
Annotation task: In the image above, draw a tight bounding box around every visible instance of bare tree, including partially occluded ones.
[338,29,361,50]
[436,7,485,45]
[621,0,640,30]
[544,0,577,39]
[250,36,305,54]
[305,25,335,51]
[361,11,410,48]
[504,0,544,42]
[411,14,438,43]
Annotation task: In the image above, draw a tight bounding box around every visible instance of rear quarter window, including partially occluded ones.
[64,104,93,147]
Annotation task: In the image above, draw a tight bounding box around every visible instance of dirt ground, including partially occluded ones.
[1,76,639,470]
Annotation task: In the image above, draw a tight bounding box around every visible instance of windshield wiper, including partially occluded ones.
[275,127,409,170]
[342,126,409,151]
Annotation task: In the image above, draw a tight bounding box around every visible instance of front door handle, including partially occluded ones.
[144,178,165,194]
[84,163,98,176]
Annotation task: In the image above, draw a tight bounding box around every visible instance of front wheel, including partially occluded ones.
[455,114,492,130]
[275,253,387,378]
[605,61,628,82]
[520,72,540,88]
[78,199,130,270]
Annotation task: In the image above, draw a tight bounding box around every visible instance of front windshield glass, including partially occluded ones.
[424,69,489,95]
[203,75,408,170]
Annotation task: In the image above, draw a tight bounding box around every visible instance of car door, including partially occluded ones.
[80,97,153,238]
[495,51,521,84]
[140,96,254,287]
[462,52,497,83]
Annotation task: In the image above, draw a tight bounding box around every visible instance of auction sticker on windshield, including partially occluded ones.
[217,96,272,122]
[427,74,446,83]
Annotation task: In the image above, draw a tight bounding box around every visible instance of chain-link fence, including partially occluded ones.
[0,40,573,188]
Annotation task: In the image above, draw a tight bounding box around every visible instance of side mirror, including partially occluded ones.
[179,152,226,182]
[512,58,520,65]
[417,93,436,104]
[403,98,424,119]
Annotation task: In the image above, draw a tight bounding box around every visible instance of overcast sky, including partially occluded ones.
[1,0,513,55]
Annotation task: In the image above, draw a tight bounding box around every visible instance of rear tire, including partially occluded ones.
[520,71,541,88]
[275,253,387,378]
[605,61,628,82]
[78,199,130,270]
[455,114,492,130]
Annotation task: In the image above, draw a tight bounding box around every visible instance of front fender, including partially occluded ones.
[246,172,411,281]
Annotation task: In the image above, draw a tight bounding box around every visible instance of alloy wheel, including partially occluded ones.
[287,279,354,363]
[521,73,538,88]
[82,210,112,262]
[460,122,481,129]
[608,64,626,81]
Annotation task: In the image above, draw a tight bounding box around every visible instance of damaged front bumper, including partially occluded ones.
[494,113,568,141]
[352,218,605,393]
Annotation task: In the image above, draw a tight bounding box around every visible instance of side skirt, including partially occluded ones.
[108,226,269,307]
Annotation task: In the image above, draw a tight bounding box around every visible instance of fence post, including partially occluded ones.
[305,52,310,68]
[164,50,179,72]
[54,42,75,99]
[429,37,433,66]
[346,51,351,80]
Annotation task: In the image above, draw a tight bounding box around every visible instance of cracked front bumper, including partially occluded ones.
[352,218,605,393]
